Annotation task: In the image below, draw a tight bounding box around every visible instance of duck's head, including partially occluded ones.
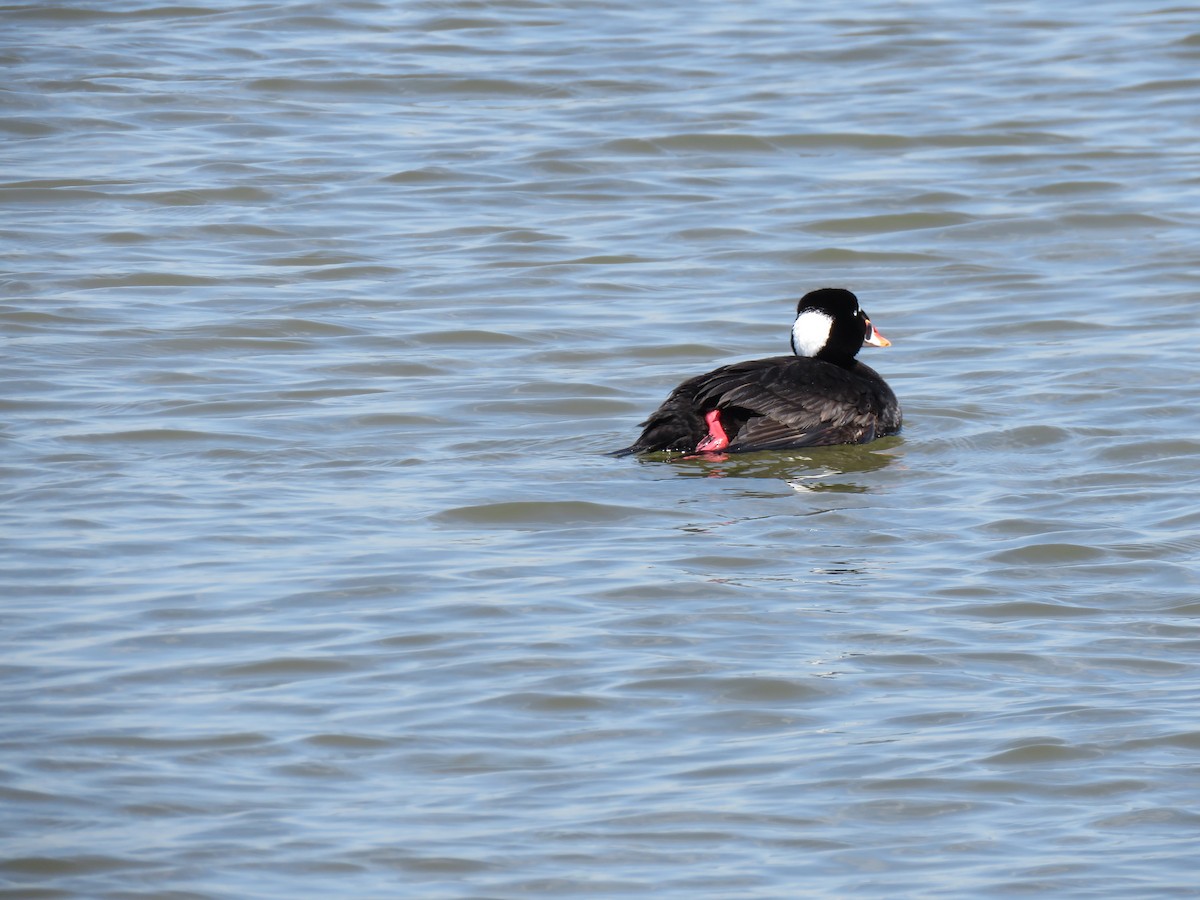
[790,287,890,365]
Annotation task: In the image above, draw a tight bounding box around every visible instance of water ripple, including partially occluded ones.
[4,0,1200,897]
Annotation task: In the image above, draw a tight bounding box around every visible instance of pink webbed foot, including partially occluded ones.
[695,409,730,452]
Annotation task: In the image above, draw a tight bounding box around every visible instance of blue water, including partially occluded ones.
[4,1,1200,897]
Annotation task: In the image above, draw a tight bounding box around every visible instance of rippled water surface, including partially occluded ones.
[5,1,1200,896]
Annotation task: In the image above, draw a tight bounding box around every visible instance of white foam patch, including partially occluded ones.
[791,310,833,357]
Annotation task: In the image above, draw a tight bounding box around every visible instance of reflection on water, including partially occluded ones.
[656,436,902,488]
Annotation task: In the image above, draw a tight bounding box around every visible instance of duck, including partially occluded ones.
[613,288,901,455]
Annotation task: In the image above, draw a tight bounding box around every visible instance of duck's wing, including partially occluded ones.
[691,358,883,451]
[613,357,896,455]
[726,415,876,451]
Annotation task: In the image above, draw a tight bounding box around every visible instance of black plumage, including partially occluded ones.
[613,288,901,456]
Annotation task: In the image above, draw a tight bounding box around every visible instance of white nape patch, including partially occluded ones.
[791,310,833,357]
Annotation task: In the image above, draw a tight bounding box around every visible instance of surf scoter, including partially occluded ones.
[614,288,900,455]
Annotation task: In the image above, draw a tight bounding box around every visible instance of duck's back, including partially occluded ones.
[617,355,900,455]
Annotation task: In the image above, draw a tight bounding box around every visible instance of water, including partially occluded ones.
[4,1,1200,896]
